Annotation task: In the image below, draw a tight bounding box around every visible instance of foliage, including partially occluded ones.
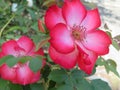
[0,0,120,90]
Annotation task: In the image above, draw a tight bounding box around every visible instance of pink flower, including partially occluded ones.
[45,0,111,74]
[0,36,45,85]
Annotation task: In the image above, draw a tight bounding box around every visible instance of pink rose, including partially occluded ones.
[0,36,45,85]
[45,0,111,74]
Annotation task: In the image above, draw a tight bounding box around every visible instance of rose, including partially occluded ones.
[45,0,111,74]
[0,36,45,85]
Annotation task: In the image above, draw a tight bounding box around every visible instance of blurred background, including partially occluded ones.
[85,0,120,90]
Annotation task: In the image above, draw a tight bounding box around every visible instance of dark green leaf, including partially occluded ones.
[29,57,42,72]
[30,83,44,90]
[48,69,68,83]
[49,87,57,90]
[9,83,23,90]
[22,85,31,90]
[31,22,38,31]
[91,79,111,90]
[0,55,14,66]
[27,9,36,20]
[57,84,73,90]
[0,78,10,90]
[75,79,93,90]
[70,69,84,85]
[6,56,20,67]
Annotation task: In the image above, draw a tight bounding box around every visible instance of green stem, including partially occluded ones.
[0,15,15,38]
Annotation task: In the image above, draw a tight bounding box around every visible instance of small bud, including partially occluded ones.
[38,19,45,33]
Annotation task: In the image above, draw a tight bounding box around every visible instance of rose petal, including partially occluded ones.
[49,46,78,69]
[81,8,101,31]
[78,50,98,74]
[1,40,25,57]
[0,52,5,58]
[50,23,75,53]
[76,41,98,74]
[0,64,16,81]
[45,5,65,30]
[62,0,86,27]
[31,71,40,83]
[83,30,112,55]
[16,63,34,85]
[17,36,35,55]
[35,48,44,56]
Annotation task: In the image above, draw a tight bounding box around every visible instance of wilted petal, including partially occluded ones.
[49,46,78,69]
[83,30,112,55]
[81,9,101,31]
[50,23,75,53]
[62,0,86,27]
[45,5,65,30]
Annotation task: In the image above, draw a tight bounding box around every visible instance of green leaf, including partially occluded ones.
[96,57,106,66]
[6,56,20,67]
[91,79,111,90]
[9,83,23,90]
[105,59,120,77]
[31,22,38,31]
[96,57,120,78]
[106,31,112,38]
[49,87,57,90]
[0,55,14,66]
[112,39,120,51]
[75,79,93,90]
[0,78,10,90]
[5,26,22,34]
[30,83,44,90]
[57,84,73,90]
[19,56,32,63]
[29,57,42,72]
[48,69,68,83]
[70,69,84,85]
[27,9,36,20]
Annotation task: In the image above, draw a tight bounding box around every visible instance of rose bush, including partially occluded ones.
[0,0,119,90]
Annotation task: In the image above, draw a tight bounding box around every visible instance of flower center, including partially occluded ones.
[71,25,86,41]
[72,30,81,40]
